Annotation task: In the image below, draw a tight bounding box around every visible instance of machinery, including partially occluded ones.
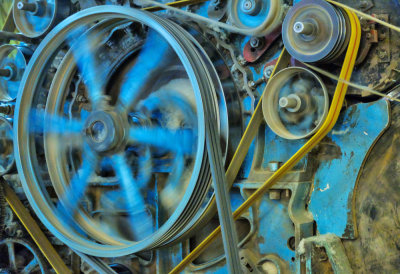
[0,0,399,273]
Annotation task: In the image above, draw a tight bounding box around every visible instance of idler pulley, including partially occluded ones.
[282,0,350,63]
[13,0,71,38]
[262,67,329,139]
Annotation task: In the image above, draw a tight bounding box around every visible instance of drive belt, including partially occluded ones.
[169,5,361,273]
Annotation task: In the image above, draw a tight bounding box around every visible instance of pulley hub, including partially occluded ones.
[84,111,126,154]
[0,45,31,102]
[262,67,329,139]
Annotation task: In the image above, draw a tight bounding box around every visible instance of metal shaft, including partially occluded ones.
[0,68,11,78]
[294,21,315,35]
[0,31,32,43]
[17,1,38,13]
[279,96,298,109]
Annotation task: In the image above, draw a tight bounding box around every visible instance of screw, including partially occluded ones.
[17,1,38,13]
[76,94,88,103]
[242,0,252,11]
[379,49,387,59]
[264,66,274,79]
[248,80,256,89]
[250,37,264,49]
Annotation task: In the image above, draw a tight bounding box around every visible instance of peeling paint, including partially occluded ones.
[309,100,390,239]
[319,184,330,192]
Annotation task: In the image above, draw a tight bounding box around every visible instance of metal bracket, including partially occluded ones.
[298,234,353,274]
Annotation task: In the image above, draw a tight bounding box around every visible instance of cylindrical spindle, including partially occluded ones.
[293,21,315,35]
[17,1,38,13]
[0,68,11,78]
[0,31,32,43]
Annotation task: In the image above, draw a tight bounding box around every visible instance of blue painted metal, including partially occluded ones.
[118,30,169,110]
[67,27,106,107]
[30,109,84,133]
[112,153,154,238]
[129,127,195,154]
[262,129,308,171]
[234,0,273,28]
[309,100,390,239]
[256,197,296,271]
[57,148,97,216]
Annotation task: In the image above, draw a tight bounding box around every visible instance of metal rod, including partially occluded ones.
[17,1,38,13]
[0,31,32,43]
[293,21,315,35]
[279,96,298,108]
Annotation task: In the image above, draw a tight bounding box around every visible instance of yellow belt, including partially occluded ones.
[169,5,361,274]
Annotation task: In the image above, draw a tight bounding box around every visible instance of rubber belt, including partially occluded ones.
[169,5,361,273]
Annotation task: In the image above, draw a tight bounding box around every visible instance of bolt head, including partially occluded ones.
[264,66,274,79]
[250,37,260,48]
[242,0,252,10]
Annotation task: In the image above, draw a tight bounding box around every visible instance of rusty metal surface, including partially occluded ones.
[309,99,390,239]
[343,101,400,273]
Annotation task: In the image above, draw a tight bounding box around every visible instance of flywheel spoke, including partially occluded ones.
[30,110,84,134]
[67,27,105,109]
[21,258,38,274]
[7,242,17,271]
[136,148,152,189]
[111,153,154,238]
[139,91,198,122]
[118,30,169,111]
[57,148,98,217]
[129,126,195,155]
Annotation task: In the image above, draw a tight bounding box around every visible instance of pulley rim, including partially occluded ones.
[14,6,223,257]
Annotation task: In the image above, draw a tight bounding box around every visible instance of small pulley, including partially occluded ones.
[228,0,283,36]
[262,67,329,140]
[13,0,71,38]
[282,0,350,63]
[0,45,32,102]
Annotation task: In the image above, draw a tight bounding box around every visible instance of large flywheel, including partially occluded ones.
[14,6,237,257]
